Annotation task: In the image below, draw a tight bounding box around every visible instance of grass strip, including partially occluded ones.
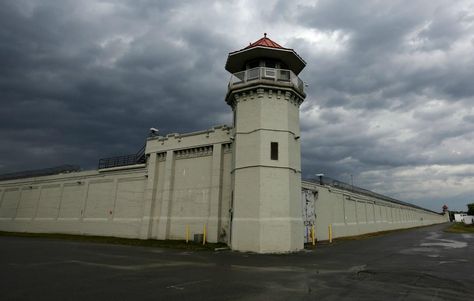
[0,231,228,251]
[305,223,450,249]
[444,223,474,233]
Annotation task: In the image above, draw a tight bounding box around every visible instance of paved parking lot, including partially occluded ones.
[0,223,472,300]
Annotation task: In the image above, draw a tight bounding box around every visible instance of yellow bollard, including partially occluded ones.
[203,223,207,245]
[311,225,315,246]
[328,224,333,243]
[185,225,189,243]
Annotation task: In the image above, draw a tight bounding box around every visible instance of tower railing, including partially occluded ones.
[228,67,304,95]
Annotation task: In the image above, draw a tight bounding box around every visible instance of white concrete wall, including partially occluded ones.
[0,168,147,237]
[0,123,448,251]
[454,213,466,222]
[463,216,473,225]
[150,144,232,242]
[302,181,448,241]
[141,125,233,243]
[0,126,234,244]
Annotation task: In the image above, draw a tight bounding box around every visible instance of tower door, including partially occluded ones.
[301,189,317,243]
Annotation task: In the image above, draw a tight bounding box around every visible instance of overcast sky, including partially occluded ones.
[1,0,473,211]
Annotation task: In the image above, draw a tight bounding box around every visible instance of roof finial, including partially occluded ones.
[264,32,267,38]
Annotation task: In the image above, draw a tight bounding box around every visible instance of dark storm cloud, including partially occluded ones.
[1,0,473,211]
[0,0,233,173]
[293,0,474,210]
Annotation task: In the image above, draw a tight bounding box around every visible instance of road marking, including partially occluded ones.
[67,260,212,271]
[166,279,211,290]
[420,241,467,249]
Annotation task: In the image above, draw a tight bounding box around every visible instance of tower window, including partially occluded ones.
[247,59,260,69]
[264,59,277,68]
[270,142,278,160]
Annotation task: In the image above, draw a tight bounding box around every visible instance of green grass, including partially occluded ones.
[444,223,474,233]
[304,224,448,249]
[0,231,228,251]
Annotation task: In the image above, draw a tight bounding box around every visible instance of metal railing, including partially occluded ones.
[229,67,304,94]
[98,145,146,169]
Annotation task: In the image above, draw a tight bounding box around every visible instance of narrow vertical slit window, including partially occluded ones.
[270,142,278,160]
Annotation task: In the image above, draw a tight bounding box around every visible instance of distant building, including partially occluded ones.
[462,216,473,225]
[454,213,467,223]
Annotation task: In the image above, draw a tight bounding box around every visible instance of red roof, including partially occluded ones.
[226,33,307,75]
[244,33,283,49]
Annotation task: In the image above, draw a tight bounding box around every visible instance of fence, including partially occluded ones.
[98,145,146,169]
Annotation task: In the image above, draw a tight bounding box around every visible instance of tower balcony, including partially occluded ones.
[228,67,305,97]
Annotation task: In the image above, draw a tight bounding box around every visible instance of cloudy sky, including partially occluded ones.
[1,0,473,211]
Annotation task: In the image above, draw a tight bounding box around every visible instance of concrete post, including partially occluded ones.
[208,143,223,242]
[80,182,89,222]
[55,183,65,221]
[109,178,119,221]
[156,150,175,240]
[139,153,158,239]
[13,188,23,219]
[33,186,43,220]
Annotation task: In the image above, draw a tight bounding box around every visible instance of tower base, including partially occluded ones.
[231,218,304,253]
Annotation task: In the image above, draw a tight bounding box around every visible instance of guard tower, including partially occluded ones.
[225,34,306,252]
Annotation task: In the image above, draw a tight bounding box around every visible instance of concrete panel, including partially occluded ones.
[374,204,382,222]
[36,185,61,219]
[16,187,40,219]
[332,196,345,224]
[84,180,115,219]
[383,206,390,223]
[357,201,367,224]
[345,199,357,224]
[169,155,213,239]
[59,184,85,219]
[367,203,375,223]
[0,189,20,218]
[114,178,146,219]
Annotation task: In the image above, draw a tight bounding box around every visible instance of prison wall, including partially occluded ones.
[302,181,448,241]
[0,167,147,238]
[0,124,447,248]
[0,126,234,244]
[144,126,233,243]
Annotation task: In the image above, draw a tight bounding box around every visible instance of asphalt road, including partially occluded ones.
[0,223,472,300]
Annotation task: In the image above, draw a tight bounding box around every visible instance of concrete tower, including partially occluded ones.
[225,34,307,253]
